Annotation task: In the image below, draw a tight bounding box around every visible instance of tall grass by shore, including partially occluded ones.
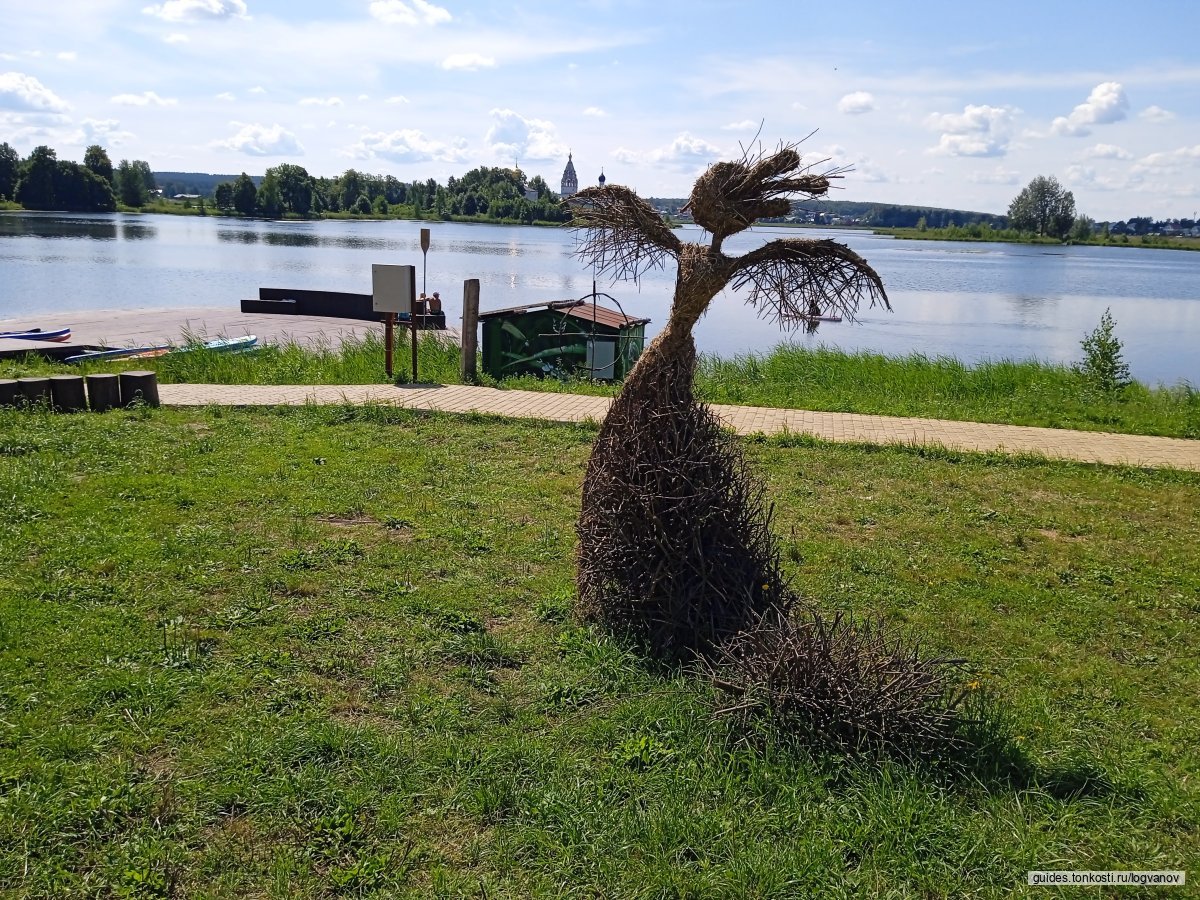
[694,346,1200,438]
[3,336,1197,439]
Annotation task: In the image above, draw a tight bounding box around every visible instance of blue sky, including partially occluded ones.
[2,0,1198,219]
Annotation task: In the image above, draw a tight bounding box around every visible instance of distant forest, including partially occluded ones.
[155,171,261,197]
[150,172,1006,230]
[648,197,1007,229]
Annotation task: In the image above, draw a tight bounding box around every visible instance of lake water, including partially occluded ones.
[2,211,1198,385]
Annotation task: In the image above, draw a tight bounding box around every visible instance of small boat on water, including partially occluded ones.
[0,327,72,342]
[65,335,258,364]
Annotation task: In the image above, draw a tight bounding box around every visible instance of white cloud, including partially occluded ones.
[299,96,343,107]
[583,106,608,117]
[0,71,69,114]
[357,94,369,101]
[640,132,723,169]
[442,53,495,71]
[837,91,876,115]
[368,0,451,26]
[142,0,248,22]
[1139,105,1175,123]
[164,33,189,44]
[1084,143,1132,160]
[1051,82,1128,137]
[111,91,177,107]
[926,104,1015,157]
[721,119,757,131]
[212,122,303,156]
[966,166,1020,185]
[67,117,134,146]
[1064,164,1127,192]
[1136,145,1200,169]
[215,91,235,101]
[385,95,410,104]
[485,108,566,161]
[248,85,266,94]
[611,146,639,165]
[56,51,77,61]
[347,129,468,164]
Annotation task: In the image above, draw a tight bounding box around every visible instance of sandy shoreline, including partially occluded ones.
[0,306,460,349]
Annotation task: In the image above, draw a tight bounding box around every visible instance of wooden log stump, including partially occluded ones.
[0,379,19,408]
[17,377,52,407]
[50,374,88,413]
[119,370,160,408]
[460,278,480,383]
[86,374,121,412]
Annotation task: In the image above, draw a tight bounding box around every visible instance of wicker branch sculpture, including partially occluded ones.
[568,142,889,661]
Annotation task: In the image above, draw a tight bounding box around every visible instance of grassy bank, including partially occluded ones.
[880,225,1200,252]
[0,404,1196,896]
[4,337,1197,439]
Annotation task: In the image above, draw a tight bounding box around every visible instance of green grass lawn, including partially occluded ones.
[3,336,1198,440]
[1,405,1197,897]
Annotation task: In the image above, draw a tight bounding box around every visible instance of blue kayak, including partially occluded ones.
[0,327,72,342]
[65,335,258,364]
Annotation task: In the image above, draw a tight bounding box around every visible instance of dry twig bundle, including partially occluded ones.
[576,340,792,660]
[708,610,970,756]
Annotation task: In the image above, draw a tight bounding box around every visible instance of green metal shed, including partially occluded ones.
[479,298,650,381]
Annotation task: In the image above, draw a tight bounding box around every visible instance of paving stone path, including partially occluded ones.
[159,382,1200,472]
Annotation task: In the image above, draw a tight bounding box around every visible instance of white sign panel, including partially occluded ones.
[372,264,414,314]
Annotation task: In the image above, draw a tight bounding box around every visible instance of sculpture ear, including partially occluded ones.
[729,238,889,327]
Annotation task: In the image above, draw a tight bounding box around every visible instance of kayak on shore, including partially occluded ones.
[65,335,258,364]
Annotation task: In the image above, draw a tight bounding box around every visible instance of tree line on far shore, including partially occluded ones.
[211,163,570,224]
[0,142,570,225]
[0,142,158,212]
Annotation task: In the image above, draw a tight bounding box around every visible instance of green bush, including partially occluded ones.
[1075,308,1131,394]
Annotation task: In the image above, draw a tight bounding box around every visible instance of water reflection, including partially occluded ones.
[217,229,261,245]
[0,215,118,241]
[1006,294,1056,327]
[120,222,156,241]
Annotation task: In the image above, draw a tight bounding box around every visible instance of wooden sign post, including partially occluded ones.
[372,264,415,381]
[417,228,430,385]
[384,313,395,377]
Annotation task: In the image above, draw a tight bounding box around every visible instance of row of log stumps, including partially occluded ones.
[0,370,159,412]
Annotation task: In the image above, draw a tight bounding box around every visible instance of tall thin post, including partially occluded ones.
[461,278,480,382]
[420,227,430,298]
[384,312,394,378]
[407,265,419,383]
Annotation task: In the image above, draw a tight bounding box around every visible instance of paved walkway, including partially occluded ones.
[159,382,1200,472]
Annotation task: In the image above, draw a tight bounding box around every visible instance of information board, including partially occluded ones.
[372,264,415,314]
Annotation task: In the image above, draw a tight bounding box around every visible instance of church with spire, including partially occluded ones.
[560,153,578,197]
[559,154,607,197]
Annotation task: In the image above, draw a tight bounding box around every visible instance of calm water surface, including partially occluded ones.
[2,211,1197,385]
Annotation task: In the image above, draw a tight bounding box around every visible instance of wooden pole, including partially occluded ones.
[408,265,419,383]
[384,312,394,378]
[461,278,480,383]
